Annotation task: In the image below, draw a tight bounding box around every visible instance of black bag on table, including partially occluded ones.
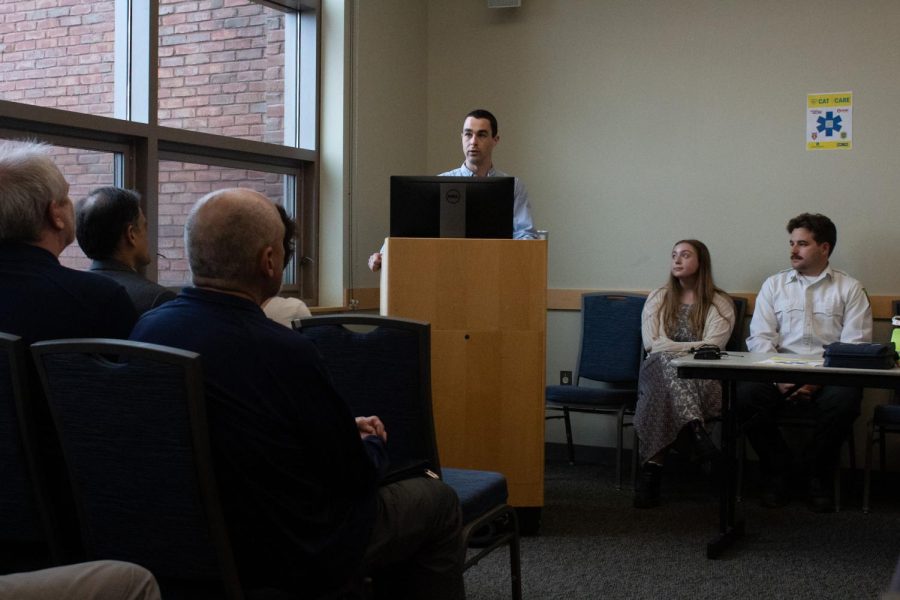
[822,342,898,369]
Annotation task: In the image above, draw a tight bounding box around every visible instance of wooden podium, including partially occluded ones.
[380,238,547,509]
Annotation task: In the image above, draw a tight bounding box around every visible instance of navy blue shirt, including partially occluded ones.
[0,242,138,558]
[0,242,137,343]
[130,287,384,595]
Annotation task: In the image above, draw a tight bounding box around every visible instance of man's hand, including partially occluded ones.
[356,415,387,442]
[367,252,382,272]
[777,383,822,402]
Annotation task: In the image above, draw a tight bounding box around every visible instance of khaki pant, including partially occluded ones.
[0,560,160,600]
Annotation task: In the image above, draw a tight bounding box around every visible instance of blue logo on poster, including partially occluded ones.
[816,111,843,137]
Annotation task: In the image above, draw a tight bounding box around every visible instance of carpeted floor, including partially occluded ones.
[462,446,900,599]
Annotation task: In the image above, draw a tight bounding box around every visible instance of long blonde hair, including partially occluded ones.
[661,239,731,339]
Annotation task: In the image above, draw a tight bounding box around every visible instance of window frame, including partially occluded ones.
[0,0,320,303]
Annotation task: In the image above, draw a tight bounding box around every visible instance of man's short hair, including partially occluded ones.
[274,204,296,269]
[466,109,498,137]
[787,212,837,256]
[0,139,68,243]
[75,187,142,260]
[185,189,283,287]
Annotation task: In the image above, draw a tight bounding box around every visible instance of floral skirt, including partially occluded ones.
[634,351,722,463]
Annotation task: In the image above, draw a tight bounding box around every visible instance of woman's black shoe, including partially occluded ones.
[633,462,662,509]
[689,420,721,463]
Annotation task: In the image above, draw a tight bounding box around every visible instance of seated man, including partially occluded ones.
[736,212,872,512]
[75,187,176,314]
[130,188,464,599]
[261,203,311,327]
[0,139,138,563]
[0,141,138,342]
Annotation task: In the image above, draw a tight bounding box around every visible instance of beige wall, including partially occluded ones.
[349,0,429,293]
[345,0,900,450]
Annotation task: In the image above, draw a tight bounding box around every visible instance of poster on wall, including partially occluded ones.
[807,92,852,150]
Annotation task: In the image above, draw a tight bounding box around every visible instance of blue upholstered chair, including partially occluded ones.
[545,293,647,489]
[0,332,60,572]
[30,339,248,600]
[296,315,522,600]
[862,298,900,513]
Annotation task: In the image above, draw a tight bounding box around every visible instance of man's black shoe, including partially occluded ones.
[633,462,662,509]
[807,476,834,513]
[760,476,789,508]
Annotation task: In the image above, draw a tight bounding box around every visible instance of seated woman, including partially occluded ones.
[633,239,735,509]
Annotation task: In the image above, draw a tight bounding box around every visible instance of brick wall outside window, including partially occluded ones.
[1,0,288,284]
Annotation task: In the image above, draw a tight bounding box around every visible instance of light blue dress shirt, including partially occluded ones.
[439,163,537,240]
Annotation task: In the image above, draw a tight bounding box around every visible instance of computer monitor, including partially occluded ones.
[389,176,514,239]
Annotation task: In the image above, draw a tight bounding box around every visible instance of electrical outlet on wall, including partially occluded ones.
[560,370,572,385]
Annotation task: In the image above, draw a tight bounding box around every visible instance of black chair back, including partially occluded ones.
[30,339,243,600]
[295,315,441,474]
[725,295,748,352]
[576,293,646,384]
[0,333,47,548]
[297,315,522,599]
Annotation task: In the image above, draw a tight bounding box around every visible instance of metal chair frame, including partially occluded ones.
[546,292,647,490]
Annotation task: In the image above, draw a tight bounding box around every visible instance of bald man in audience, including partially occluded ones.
[130,188,464,599]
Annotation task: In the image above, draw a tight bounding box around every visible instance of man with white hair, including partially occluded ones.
[0,139,137,342]
[130,188,464,599]
[0,139,138,563]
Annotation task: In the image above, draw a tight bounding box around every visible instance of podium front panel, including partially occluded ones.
[381,238,546,507]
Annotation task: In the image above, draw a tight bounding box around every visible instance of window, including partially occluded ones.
[158,0,288,144]
[0,0,117,119]
[0,0,319,302]
[157,159,290,286]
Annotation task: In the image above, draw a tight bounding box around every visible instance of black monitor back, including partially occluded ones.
[389,176,514,239]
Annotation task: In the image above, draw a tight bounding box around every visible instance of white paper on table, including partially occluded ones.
[755,356,824,367]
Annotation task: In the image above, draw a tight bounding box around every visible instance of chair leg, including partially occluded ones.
[508,511,522,600]
[615,406,625,490]
[833,463,841,513]
[864,418,875,514]
[842,432,856,511]
[563,407,575,465]
[879,424,887,479]
[631,429,640,491]
[736,435,745,503]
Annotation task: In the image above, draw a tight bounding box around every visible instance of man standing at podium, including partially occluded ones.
[368,108,536,271]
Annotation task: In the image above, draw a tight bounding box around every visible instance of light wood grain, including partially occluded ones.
[382,238,548,507]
